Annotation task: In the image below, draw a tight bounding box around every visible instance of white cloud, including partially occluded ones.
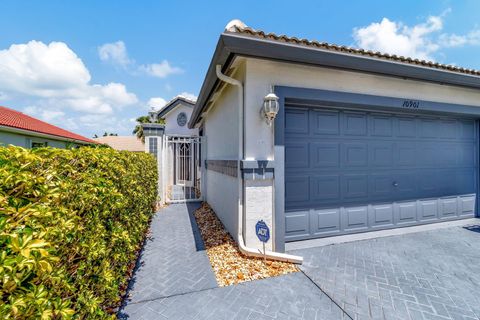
[0,40,138,116]
[439,29,480,47]
[353,16,442,60]
[178,91,197,101]
[98,41,132,67]
[147,97,167,110]
[98,41,183,78]
[139,60,183,78]
[352,10,480,61]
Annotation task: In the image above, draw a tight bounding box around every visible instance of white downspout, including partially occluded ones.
[215,65,302,264]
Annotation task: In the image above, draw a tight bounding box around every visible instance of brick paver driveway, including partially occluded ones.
[119,203,346,320]
[291,224,480,320]
[119,203,480,319]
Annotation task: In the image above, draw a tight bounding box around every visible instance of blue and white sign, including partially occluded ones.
[255,220,270,243]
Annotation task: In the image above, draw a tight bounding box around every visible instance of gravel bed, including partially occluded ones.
[194,203,298,286]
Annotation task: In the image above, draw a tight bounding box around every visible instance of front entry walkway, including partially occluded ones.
[119,203,346,319]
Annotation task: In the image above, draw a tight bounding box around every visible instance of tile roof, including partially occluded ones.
[93,136,144,152]
[0,106,95,144]
[226,22,480,77]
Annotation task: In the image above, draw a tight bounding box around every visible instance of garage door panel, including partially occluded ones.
[369,174,394,199]
[343,206,369,231]
[419,200,438,221]
[285,108,309,134]
[285,142,309,168]
[438,119,458,139]
[310,175,340,201]
[311,209,341,236]
[458,142,476,166]
[311,110,340,135]
[370,142,393,167]
[284,105,477,241]
[342,174,368,199]
[396,117,416,137]
[392,172,417,195]
[456,170,476,194]
[396,202,417,224]
[310,142,339,167]
[395,142,416,167]
[420,118,438,138]
[285,211,309,239]
[439,198,457,218]
[343,142,368,167]
[371,115,393,137]
[370,204,394,228]
[460,196,475,216]
[460,120,476,140]
[344,112,367,136]
[285,176,309,203]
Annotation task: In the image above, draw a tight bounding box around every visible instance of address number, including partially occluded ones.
[402,100,420,109]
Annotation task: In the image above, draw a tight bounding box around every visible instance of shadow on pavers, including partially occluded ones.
[186,202,207,252]
[464,224,480,234]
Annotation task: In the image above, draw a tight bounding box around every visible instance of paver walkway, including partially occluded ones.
[291,223,480,320]
[121,203,218,304]
[119,203,346,319]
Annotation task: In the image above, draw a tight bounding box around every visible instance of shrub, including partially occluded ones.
[0,146,158,319]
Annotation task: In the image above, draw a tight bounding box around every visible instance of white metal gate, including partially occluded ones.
[162,135,202,203]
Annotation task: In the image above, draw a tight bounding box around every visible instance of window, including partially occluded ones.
[148,137,158,157]
[31,141,48,148]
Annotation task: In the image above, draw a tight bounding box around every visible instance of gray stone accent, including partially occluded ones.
[205,160,238,177]
[241,160,275,180]
[290,223,480,320]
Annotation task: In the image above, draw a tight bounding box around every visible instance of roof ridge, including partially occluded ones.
[226,21,480,76]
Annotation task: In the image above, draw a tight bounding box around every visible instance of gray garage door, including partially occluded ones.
[284,105,478,241]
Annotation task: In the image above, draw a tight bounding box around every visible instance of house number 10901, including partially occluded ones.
[402,100,420,109]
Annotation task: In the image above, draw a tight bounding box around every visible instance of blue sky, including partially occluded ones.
[0,0,479,138]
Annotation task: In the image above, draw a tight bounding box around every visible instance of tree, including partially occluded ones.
[132,116,164,142]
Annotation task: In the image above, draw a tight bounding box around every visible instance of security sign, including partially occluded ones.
[255,220,270,243]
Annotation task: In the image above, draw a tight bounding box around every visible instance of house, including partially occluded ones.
[94,136,144,152]
[187,19,480,256]
[143,95,200,203]
[0,105,95,148]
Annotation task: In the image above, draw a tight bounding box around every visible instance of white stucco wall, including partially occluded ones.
[244,57,480,159]
[203,77,241,241]
[163,104,199,136]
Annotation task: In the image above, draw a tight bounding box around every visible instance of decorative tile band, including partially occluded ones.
[205,160,275,179]
[205,160,238,177]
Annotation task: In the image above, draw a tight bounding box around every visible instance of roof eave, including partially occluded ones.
[189,32,480,128]
[0,125,94,145]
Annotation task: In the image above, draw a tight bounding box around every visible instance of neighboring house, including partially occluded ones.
[188,19,480,254]
[93,136,144,152]
[143,96,200,203]
[0,106,95,148]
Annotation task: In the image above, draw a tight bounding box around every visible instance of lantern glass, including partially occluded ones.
[262,92,279,125]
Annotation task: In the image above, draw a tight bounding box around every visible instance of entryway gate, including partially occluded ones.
[162,136,202,203]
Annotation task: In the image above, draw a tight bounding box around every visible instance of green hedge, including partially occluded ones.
[0,146,158,319]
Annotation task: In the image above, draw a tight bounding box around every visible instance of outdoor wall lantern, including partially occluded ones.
[261,87,279,126]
